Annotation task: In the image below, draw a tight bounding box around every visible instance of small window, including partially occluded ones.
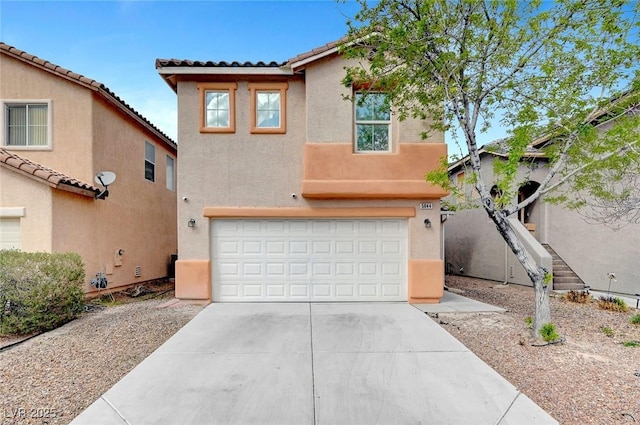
[166,155,175,191]
[2,101,52,148]
[197,83,237,133]
[354,92,391,152]
[248,82,287,134]
[145,141,155,182]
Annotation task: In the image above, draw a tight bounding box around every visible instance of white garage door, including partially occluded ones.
[0,218,21,250]
[212,219,408,302]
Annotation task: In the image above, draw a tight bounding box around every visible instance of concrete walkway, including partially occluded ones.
[413,290,506,314]
[71,302,556,425]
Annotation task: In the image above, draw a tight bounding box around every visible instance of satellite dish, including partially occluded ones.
[95,171,116,187]
[95,171,116,200]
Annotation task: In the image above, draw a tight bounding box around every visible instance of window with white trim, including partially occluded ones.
[166,155,175,191]
[2,101,52,148]
[145,141,155,182]
[354,92,391,152]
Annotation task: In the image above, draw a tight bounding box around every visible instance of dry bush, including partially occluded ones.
[597,296,629,312]
[564,290,591,304]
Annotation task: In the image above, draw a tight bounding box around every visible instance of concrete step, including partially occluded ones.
[543,244,586,291]
[554,270,576,277]
[554,282,588,291]
[554,277,583,284]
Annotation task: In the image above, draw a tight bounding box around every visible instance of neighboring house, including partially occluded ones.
[156,39,448,304]
[0,42,178,293]
[445,97,640,296]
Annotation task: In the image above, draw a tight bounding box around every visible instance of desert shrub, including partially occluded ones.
[524,316,533,329]
[564,290,591,304]
[601,326,614,337]
[539,322,560,342]
[623,341,639,348]
[597,296,629,312]
[630,314,640,325]
[0,250,85,335]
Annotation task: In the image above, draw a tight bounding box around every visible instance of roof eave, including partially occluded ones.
[156,66,294,76]
[56,183,99,198]
[0,161,98,198]
[289,46,340,71]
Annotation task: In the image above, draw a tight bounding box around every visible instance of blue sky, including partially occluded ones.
[0,0,364,141]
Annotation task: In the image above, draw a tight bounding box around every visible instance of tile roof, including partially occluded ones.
[155,37,347,73]
[0,148,100,197]
[155,58,287,68]
[287,37,346,65]
[0,42,176,152]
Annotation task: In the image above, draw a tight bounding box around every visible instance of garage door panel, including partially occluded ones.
[212,219,407,302]
[266,241,285,254]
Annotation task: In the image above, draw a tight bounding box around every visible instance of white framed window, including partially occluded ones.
[354,92,391,152]
[145,141,155,182]
[166,155,175,191]
[2,100,52,149]
[248,82,287,134]
[197,82,237,133]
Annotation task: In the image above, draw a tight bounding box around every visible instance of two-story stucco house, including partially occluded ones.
[0,42,177,293]
[156,40,448,304]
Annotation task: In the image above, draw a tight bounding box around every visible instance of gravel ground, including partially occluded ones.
[441,275,640,425]
[1,278,639,425]
[0,292,203,425]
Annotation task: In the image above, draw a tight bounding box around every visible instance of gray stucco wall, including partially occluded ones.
[445,153,640,295]
[547,203,640,295]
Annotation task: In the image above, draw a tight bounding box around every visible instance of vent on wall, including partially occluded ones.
[134,266,142,278]
[509,265,514,279]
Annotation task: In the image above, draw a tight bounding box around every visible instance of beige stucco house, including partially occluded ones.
[156,40,448,304]
[0,42,177,293]
[446,99,640,297]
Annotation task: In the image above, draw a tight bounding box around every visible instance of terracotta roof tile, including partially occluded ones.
[0,42,176,149]
[287,37,347,65]
[155,37,348,72]
[0,148,100,196]
[155,58,287,68]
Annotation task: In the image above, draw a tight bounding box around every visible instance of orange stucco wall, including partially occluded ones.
[408,259,445,303]
[175,259,211,300]
[88,95,177,291]
[0,54,95,183]
[302,143,449,199]
[0,167,53,252]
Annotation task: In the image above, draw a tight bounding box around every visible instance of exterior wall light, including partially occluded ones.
[424,218,431,228]
[188,218,196,228]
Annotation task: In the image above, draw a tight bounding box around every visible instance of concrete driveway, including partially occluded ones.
[71,303,557,425]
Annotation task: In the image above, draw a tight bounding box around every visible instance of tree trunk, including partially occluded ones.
[486,205,552,337]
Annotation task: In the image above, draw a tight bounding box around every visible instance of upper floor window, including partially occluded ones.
[248,82,287,134]
[354,92,391,152]
[166,155,175,191]
[145,141,155,182]
[2,100,52,148]
[197,82,237,133]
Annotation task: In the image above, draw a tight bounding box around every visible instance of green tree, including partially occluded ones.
[341,0,640,337]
